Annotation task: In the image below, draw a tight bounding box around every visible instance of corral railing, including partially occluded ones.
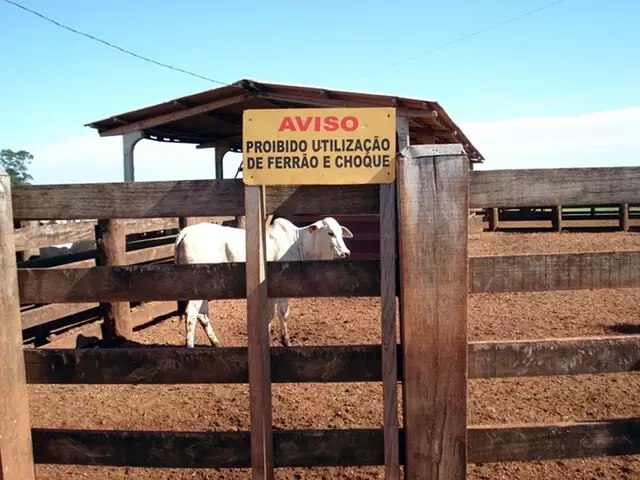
[1,157,640,478]
[14,216,233,347]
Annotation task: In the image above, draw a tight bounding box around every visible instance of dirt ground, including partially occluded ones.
[30,230,640,479]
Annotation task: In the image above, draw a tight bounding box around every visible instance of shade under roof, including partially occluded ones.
[87,78,484,163]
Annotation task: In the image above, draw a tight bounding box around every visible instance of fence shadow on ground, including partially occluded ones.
[605,323,640,335]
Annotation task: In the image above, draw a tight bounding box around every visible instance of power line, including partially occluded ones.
[364,0,569,76]
[2,0,229,86]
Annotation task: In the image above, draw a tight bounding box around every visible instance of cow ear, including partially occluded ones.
[306,224,318,233]
[341,226,354,238]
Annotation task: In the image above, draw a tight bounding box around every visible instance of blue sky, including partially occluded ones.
[1,0,639,183]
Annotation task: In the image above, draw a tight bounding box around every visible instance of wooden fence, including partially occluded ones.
[14,216,233,347]
[1,154,640,479]
[483,204,640,232]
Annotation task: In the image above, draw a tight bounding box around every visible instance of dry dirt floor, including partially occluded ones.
[31,229,640,479]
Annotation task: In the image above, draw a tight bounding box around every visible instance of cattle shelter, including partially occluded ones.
[86,79,485,259]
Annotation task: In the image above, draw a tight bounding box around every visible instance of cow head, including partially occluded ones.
[305,217,353,260]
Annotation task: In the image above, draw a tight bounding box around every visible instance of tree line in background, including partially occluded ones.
[1,149,33,185]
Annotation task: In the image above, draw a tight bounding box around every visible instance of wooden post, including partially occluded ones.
[15,220,39,261]
[95,219,132,340]
[552,205,562,231]
[488,207,499,231]
[397,145,469,479]
[0,171,36,480]
[620,203,629,231]
[245,185,274,480]
[376,116,408,480]
[380,183,399,480]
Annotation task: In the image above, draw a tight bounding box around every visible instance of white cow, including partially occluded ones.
[174,217,353,348]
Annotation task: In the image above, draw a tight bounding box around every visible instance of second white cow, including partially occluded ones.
[174,217,353,348]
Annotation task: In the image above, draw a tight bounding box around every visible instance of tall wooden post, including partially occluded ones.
[377,117,408,480]
[488,207,499,231]
[552,205,562,231]
[0,171,36,480]
[95,219,132,340]
[620,203,629,232]
[398,145,469,479]
[245,185,274,480]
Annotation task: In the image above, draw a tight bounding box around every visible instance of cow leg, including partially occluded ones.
[277,299,292,347]
[197,300,221,347]
[185,300,201,348]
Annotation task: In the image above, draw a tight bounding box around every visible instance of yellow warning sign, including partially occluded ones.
[242,107,396,185]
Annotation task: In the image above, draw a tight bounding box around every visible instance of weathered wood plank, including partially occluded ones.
[470,167,640,208]
[470,251,640,293]
[16,250,640,305]
[38,301,175,349]
[18,249,96,269]
[620,203,630,232]
[17,261,380,304]
[23,335,640,384]
[380,182,399,480]
[470,335,640,378]
[0,172,36,479]
[12,167,640,221]
[95,220,132,339]
[30,418,640,467]
[245,185,274,479]
[552,205,562,231]
[97,94,250,137]
[21,302,99,330]
[124,244,173,265]
[11,180,379,220]
[398,145,469,479]
[13,222,95,251]
[124,216,233,235]
[468,419,640,463]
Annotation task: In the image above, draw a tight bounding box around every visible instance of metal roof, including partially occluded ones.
[86,78,484,162]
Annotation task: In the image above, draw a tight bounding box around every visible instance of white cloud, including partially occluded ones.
[462,106,640,170]
[26,106,640,184]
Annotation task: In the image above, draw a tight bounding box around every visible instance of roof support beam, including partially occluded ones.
[215,144,230,180]
[99,94,250,137]
[123,131,143,182]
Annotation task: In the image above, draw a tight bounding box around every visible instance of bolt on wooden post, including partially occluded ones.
[0,171,37,480]
[397,145,469,479]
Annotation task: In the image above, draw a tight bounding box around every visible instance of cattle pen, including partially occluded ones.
[13,216,235,348]
[2,142,640,479]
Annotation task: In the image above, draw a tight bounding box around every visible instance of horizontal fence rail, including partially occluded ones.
[470,167,640,208]
[23,335,640,384]
[31,418,640,467]
[11,167,640,220]
[11,181,380,220]
[17,251,640,304]
[470,251,640,293]
[13,217,234,251]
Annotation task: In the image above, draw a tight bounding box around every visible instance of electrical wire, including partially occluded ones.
[2,0,230,86]
[363,0,569,76]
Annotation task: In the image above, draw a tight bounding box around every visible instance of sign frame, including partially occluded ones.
[242,107,397,186]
